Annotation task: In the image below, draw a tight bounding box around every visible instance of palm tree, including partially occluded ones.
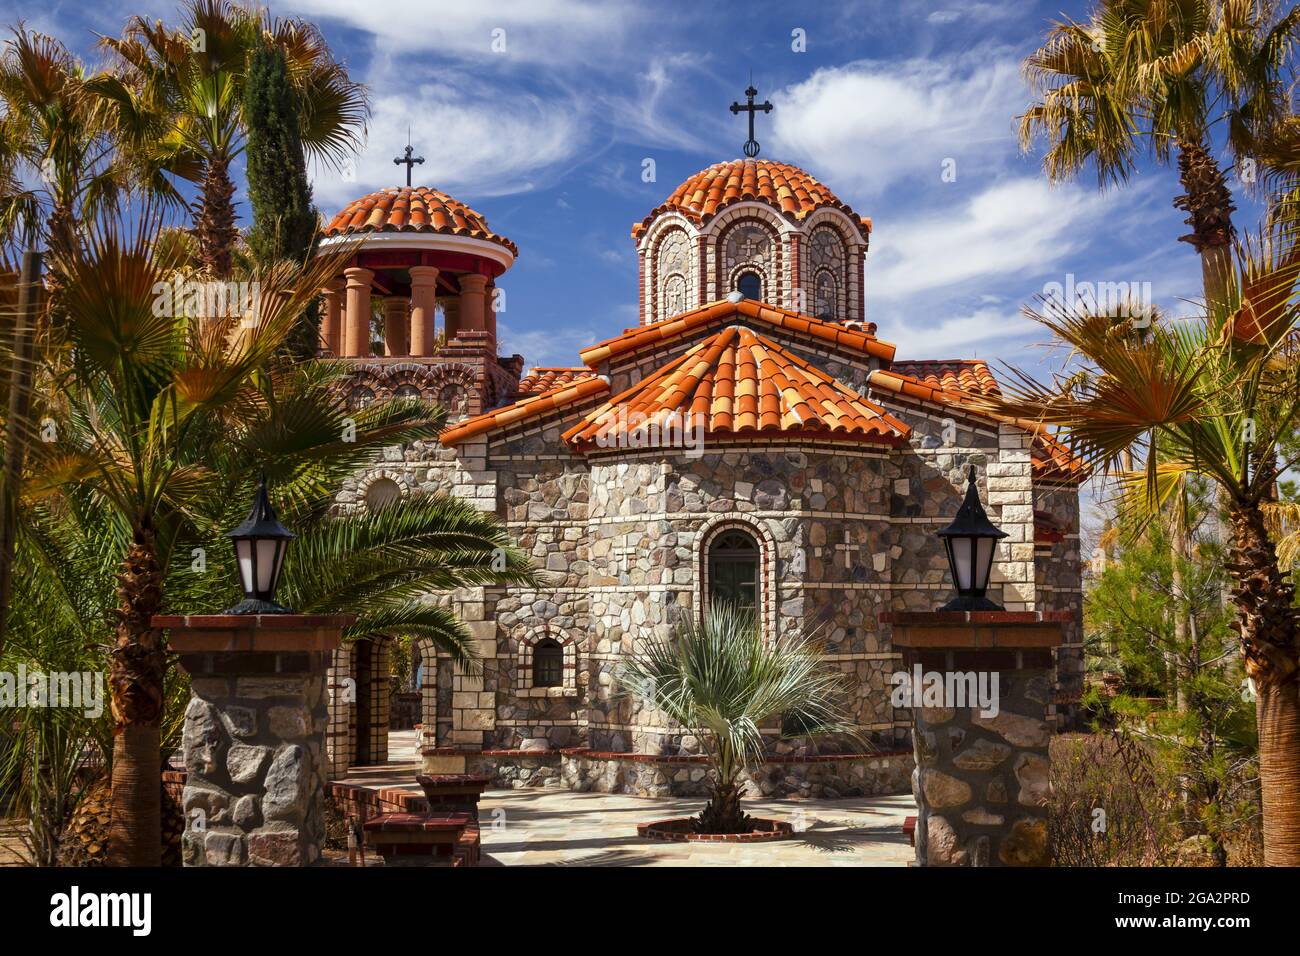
[0,28,124,268]
[98,0,367,278]
[1020,0,1300,304]
[617,604,861,834]
[971,217,1300,865]
[12,202,410,865]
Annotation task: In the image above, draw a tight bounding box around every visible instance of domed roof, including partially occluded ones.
[632,159,871,240]
[323,185,517,256]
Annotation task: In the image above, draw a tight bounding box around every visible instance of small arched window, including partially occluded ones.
[532,639,564,688]
[708,529,760,614]
[735,271,763,302]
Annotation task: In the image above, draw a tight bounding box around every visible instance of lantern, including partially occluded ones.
[224,473,295,614]
[937,466,1007,612]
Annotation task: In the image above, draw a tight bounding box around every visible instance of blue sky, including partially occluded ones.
[5,0,1259,384]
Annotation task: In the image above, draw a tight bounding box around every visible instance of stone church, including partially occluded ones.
[315,147,1084,796]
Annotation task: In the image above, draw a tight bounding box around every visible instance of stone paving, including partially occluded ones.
[477,790,915,866]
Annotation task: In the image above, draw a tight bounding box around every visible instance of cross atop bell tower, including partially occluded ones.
[393,143,425,187]
[730,81,773,158]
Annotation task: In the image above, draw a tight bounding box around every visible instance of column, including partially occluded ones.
[382,296,409,357]
[320,280,344,355]
[485,283,498,343]
[886,610,1066,867]
[159,612,353,866]
[408,265,440,356]
[458,273,487,335]
[443,298,461,342]
[343,266,374,357]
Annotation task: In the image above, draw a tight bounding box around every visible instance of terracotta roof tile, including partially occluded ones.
[516,367,595,396]
[564,326,909,450]
[868,368,1084,483]
[633,159,871,240]
[579,297,896,367]
[323,186,518,256]
[889,359,1001,396]
[440,375,609,446]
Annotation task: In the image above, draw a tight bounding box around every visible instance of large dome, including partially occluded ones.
[632,159,871,240]
[323,185,517,256]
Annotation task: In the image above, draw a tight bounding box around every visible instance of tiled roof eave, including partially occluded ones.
[440,377,610,446]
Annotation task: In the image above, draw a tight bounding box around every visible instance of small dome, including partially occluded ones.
[323,185,517,256]
[632,159,871,240]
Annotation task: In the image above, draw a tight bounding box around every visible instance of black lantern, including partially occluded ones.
[224,473,295,614]
[937,466,1007,612]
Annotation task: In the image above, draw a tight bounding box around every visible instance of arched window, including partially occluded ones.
[735,271,763,301]
[364,477,402,512]
[708,529,760,614]
[532,639,564,687]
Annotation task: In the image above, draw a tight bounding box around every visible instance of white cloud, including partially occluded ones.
[769,54,1026,196]
[867,178,1112,300]
[310,79,588,209]
[877,305,1043,359]
[279,0,633,62]
[498,322,600,367]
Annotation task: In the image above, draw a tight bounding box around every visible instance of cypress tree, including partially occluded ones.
[244,40,321,359]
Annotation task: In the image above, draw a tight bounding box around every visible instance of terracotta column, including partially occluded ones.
[382,296,409,357]
[321,279,344,356]
[485,283,498,343]
[408,265,440,356]
[343,266,374,357]
[442,297,461,342]
[458,273,487,335]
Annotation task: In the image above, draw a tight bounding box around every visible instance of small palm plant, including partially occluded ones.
[617,603,861,834]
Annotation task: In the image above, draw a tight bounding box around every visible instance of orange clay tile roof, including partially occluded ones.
[578,298,896,367]
[888,359,1001,397]
[867,367,1085,484]
[323,186,518,256]
[633,159,872,240]
[516,367,596,396]
[564,326,909,450]
[441,375,609,446]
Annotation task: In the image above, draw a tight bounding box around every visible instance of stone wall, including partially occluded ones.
[443,749,914,799]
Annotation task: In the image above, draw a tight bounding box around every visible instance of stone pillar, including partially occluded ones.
[458,273,487,335]
[158,613,354,867]
[343,266,374,357]
[382,296,409,357]
[408,265,440,356]
[990,423,1036,611]
[320,279,344,356]
[884,610,1067,867]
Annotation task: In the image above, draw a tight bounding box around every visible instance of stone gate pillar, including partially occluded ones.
[156,613,354,866]
[882,610,1068,867]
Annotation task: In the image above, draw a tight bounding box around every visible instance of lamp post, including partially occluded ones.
[937,465,1007,612]
[224,473,295,614]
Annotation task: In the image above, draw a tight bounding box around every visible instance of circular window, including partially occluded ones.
[364,477,403,512]
[393,384,423,401]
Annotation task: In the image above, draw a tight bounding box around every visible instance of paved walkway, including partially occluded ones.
[477,790,915,866]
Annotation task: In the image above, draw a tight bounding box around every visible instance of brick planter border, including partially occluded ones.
[637,817,794,843]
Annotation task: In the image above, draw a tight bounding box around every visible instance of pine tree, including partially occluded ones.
[243,40,321,359]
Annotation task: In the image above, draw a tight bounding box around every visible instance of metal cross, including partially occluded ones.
[730,83,773,158]
[393,144,425,187]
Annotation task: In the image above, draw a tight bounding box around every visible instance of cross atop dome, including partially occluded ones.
[393,143,425,187]
[729,81,772,158]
